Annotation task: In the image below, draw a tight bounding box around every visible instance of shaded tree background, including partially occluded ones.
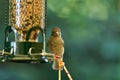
[0,0,120,80]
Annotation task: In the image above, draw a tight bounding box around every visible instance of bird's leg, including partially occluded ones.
[58,58,65,69]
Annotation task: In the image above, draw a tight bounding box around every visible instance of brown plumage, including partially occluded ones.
[47,27,64,70]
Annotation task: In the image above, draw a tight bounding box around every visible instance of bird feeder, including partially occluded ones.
[1,0,48,63]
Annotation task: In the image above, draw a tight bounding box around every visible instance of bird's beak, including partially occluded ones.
[56,31,59,35]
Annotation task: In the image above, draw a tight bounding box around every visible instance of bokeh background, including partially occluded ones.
[0,0,120,80]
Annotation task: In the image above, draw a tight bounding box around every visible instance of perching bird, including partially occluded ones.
[47,27,64,70]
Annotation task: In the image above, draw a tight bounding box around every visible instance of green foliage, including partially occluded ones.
[47,0,120,80]
[48,0,115,20]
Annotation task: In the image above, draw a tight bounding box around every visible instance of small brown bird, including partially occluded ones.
[47,27,64,70]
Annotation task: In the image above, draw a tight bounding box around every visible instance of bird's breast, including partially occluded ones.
[48,37,64,56]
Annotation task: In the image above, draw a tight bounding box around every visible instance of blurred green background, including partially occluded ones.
[0,0,120,80]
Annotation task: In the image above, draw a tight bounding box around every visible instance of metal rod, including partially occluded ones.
[58,70,61,80]
[63,66,73,80]
[42,29,46,52]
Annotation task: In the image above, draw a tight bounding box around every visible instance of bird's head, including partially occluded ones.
[51,27,61,37]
